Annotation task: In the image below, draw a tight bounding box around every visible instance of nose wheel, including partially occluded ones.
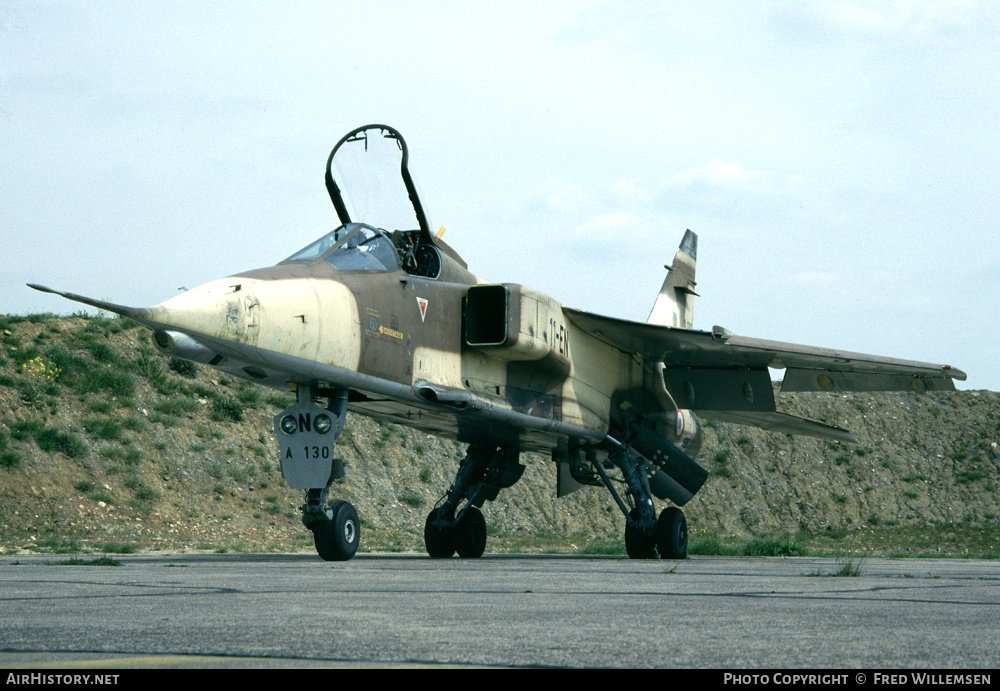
[311,500,360,561]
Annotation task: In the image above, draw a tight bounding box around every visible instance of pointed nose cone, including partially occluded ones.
[152,275,362,372]
[150,276,263,343]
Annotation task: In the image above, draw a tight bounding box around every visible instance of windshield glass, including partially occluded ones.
[323,226,400,272]
[284,226,350,262]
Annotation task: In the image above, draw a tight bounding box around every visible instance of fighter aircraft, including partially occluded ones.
[29,124,965,561]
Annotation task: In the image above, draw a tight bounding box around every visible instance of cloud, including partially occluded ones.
[666,159,767,189]
[656,159,814,228]
[607,176,650,205]
[780,271,843,287]
[573,211,645,236]
[559,212,651,264]
[815,0,986,37]
[540,177,586,212]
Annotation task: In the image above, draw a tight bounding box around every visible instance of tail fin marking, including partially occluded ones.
[647,229,698,329]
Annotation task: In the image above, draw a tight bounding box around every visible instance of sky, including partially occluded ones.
[2,1,998,390]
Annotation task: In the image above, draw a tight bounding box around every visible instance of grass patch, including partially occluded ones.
[86,399,114,414]
[265,393,295,409]
[133,484,160,502]
[686,531,807,556]
[133,346,163,381]
[154,395,199,416]
[51,557,122,566]
[82,417,123,441]
[956,470,986,485]
[807,556,865,577]
[99,445,125,461]
[148,412,179,428]
[59,357,137,399]
[211,397,244,422]
[120,416,146,432]
[742,536,806,557]
[229,464,256,484]
[7,419,89,459]
[31,538,83,554]
[99,543,138,554]
[398,494,424,508]
[89,491,115,504]
[236,383,261,409]
[169,357,199,378]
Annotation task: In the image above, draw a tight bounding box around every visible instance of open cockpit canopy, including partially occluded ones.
[325,124,430,236]
[283,125,468,279]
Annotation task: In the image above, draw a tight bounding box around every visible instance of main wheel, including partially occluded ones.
[424,507,456,558]
[313,500,360,561]
[655,506,688,559]
[624,508,658,559]
[454,506,487,558]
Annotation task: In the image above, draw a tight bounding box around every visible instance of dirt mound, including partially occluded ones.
[1,315,997,554]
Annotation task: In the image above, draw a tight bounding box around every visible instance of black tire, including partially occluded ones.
[454,506,487,559]
[655,506,688,559]
[313,500,360,561]
[624,507,657,559]
[424,507,456,558]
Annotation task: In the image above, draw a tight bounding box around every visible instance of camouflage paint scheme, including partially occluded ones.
[29,125,965,561]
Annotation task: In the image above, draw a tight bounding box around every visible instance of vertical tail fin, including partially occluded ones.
[647,229,698,329]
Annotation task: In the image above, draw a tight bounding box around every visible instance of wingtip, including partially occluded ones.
[944,365,968,381]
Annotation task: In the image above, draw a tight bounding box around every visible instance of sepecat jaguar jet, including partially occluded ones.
[30,124,966,561]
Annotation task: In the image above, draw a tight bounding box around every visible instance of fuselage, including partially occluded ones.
[146,223,696,458]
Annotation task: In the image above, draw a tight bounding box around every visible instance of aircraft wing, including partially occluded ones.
[564,305,964,434]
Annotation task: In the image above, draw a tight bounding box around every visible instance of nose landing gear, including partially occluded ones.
[311,499,360,562]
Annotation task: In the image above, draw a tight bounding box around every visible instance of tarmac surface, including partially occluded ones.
[0,552,997,669]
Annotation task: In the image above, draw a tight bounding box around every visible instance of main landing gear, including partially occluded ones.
[624,505,688,560]
[424,442,523,558]
[592,444,689,560]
